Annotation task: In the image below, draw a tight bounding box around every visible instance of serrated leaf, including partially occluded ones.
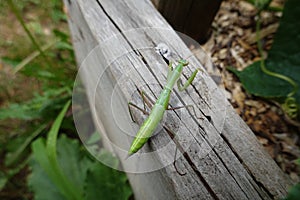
[28,102,132,200]
[55,135,94,191]
[29,135,132,200]
[0,87,70,120]
[84,162,132,200]
[0,103,40,120]
[28,149,66,200]
[29,101,83,200]
[29,135,92,200]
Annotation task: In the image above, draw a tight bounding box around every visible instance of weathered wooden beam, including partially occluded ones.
[64,0,292,199]
[152,0,222,43]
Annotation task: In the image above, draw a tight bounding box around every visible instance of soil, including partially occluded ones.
[201,0,300,183]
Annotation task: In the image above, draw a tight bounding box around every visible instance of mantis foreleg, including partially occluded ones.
[177,69,198,91]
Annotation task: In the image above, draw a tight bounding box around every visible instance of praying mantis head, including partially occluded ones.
[178,59,189,67]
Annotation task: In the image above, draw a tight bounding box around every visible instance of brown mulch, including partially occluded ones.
[201,0,300,183]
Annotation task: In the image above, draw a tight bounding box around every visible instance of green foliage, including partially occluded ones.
[234,1,300,200]
[29,102,82,200]
[0,88,71,120]
[0,1,133,199]
[28,103,132,200]
[230,0,300,119]
[284,159,300,200]
[0,0,76,179]
[84,162,132,200]
[285,183,300,200]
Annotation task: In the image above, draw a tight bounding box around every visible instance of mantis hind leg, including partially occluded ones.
[173,147,187,176]
[163,125,187,176]
[167,104,206,121]
[128,89,156,123]
[128,102,149,123]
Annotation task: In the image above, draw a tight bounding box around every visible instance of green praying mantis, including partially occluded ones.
[127,57,200,157]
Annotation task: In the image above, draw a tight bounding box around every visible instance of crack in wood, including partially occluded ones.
[220,133,274,199]
[163,126,220,200]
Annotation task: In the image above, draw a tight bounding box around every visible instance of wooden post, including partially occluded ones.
[152,0,222,43]
[64,0,292,199]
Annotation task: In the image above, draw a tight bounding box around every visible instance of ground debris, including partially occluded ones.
[201,0,299,182]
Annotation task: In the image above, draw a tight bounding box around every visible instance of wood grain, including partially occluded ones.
[64,0,292,199]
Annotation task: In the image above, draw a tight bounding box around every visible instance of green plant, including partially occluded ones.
[229,1,300,198]
[285,183,300,200]
[0,1,133,199]
[254,0,298,119]
[28,102,132,200]
[230,0,300,119]
[284,159,300,200]
[0,1,76,190]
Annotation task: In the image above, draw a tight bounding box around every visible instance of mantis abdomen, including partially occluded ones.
[128,88,171,155]
[127,59,198,157]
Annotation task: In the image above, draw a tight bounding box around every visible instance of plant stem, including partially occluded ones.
[13,39,59,74]
[46,101,83,200]
[7,0,51,67]
[255,14,298,97]
[256,13,298,118]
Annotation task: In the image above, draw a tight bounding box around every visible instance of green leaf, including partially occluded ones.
[228,63,293,98]
[84,162,132,200]
[53,29,69,41]
[46,100,70,159]
[29,135,132,200]
[45,101,82,200]
[285,183,300,200]
[29,138,71,200]
[27,101,132,200]
[0,102,40,120]
[55,41,74,51]
[55,135,93,193]
[0,87,70,120]
[230,0,300,107]
[29,101,83,200]
[29,136,87,200]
